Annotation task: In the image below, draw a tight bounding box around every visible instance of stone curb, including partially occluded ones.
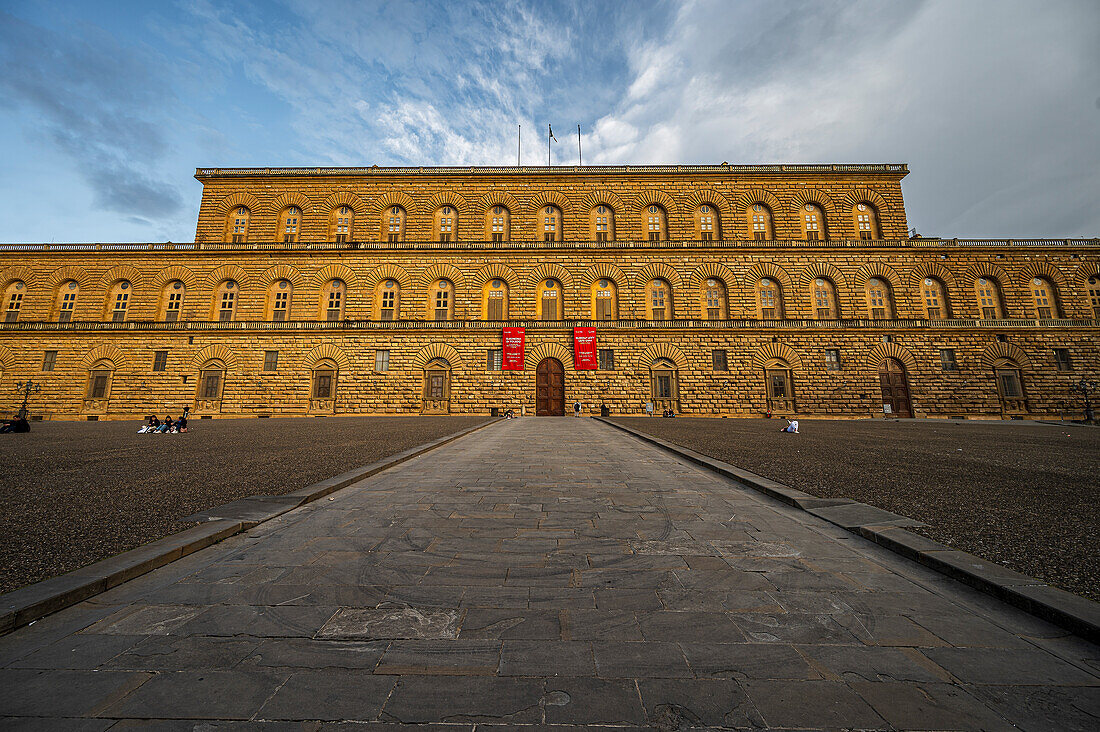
[596,417,1100,644]
[0,418,501,636]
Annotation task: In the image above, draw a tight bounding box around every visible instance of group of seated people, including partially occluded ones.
[662,409,676,418]
[502,408,516,419]
[0,415,30,433]
[138,411,189,434]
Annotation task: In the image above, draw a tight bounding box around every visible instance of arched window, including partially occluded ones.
[812,278,839,319]
[385,206,406,242]
[538,278,562,320]
[106,280,132,322]
[749,203,774,241]
[921,277,949,319]
[591,278,617,320]
[486,206,510,242]
[865,278,893,319]
[431,279,454,321]
[376,279,400,321]
[322,279,345,321]
[483,278,509,321]
[650,358,680,413]
[702,278,728,320]
[1031,277,1059,319]
[55,280,79,322]
[853,202,882,240]
[161,280,185,322]
[591,205,615,242]
[214,280,238,322]
[278,207,301,243]
[993,358,1026,414]
[801,204,826,241]
[3,280,26,323]
[86,359,114,404]
[764,358,795,414]
[312,359,338,403]
[267,279,293,322]
[197,359,225,407]
[541,206,562,242]
[647,279,672,320]
[227,206,250,243]
[644,205,667,241]
[757,278,783,319]
[696,205,720,241]
[434,206,457,242]
[976,278,1004,319]
[329,206,354,243]
[1088,275,1100,319]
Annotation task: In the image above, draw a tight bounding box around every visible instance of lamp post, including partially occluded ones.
[1070,378,1097,423]
[14,379,41,420]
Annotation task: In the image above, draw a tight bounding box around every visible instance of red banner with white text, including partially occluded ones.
[502,327,525,370]
[573,327,598,370]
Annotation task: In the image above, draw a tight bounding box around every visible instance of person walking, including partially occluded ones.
[573,400,582,417]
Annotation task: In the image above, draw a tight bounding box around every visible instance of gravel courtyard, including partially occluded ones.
[611,417,1100,601]
[0,416,487,593]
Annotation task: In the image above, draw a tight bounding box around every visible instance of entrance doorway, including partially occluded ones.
[535,357,565,415]
[422,358,450,414]
[878,358,913,418]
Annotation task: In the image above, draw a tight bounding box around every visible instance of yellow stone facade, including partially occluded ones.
[0,164,1097,420]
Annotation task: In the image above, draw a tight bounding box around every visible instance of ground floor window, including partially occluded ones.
[764,359,795,414]
[650,358,680,413]
[598,349,614,370]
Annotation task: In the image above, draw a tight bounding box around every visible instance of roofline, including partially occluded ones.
[195,163,909,179]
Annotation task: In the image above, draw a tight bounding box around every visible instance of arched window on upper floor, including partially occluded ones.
[278,206,301,243]
[431,279,454,321]
[702,278,728,320]
[812,278,840,319]
[538,278,562,320]
[644,205,667,241]
[385,206,406,242]
[227,206,250,243]
[267,279,293,322]
[865,278,894,319]
[434,206,456,243]
[486,206,510,242]
[1088,275,1100,319]
[591,278,618,320]
[801,203,827,241]
[160,280,186,322]
[1030,277,1060,319]
[329,206,354,243]
[321,279,345,321]
[757,278,784,320]
[55,280,79,322]
[854,202,882,240]
[3,280,26,323]
[749,203,774,241]
[214,279,238,322]
[541,206,562,242]
[106,280,132,322]
[921,277,949,319]
[591,205,614,242]
[483,278,509,321]
[975,277,1004,319]
[695,205,720,241]
[647,278,672,320]
[375,278,400,321]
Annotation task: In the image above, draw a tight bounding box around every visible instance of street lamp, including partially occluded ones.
[1070,378,1098,423]
[14,379,41,420]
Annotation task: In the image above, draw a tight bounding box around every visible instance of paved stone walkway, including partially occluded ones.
[1,418,1097,730]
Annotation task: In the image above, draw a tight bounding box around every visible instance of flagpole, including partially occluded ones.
[517,125,521,166]
[547,124,551,166]
[578,124,582,166]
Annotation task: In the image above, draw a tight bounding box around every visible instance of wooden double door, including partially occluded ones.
[878,358,913,418]
[535,358,565,416]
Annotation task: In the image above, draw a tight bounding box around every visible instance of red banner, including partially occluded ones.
[502,327,525,370]
[573,327,598,370]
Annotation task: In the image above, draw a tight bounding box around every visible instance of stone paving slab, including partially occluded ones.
[0,417,1098,729]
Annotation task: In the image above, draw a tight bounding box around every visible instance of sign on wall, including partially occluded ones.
[502,327,525,370]
[574,327,598,370]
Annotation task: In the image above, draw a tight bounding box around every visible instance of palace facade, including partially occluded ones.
[0,163,1097,420]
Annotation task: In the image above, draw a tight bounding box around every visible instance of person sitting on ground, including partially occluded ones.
[779,418,799,434]
[138,416,155,433]
[147,415,161,434]
[177,413,188,433]
[162,416,174,433]
[1,415,29,433]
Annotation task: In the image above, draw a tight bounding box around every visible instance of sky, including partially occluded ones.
[1,0,1098,242]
